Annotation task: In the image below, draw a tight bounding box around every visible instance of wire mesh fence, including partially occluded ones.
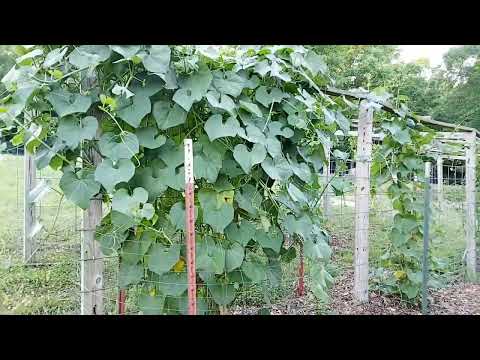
[0,148,477,315]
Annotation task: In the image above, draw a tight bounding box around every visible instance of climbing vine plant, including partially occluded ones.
[0,45,355,314]
[370,98,435,301]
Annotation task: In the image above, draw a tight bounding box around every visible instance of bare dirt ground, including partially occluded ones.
[324,234,480,315]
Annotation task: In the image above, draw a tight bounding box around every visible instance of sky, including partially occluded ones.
[398,45,460,67]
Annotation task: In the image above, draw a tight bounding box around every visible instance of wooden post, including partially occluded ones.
[80,141,104,315]
[353,101,374,303]
[436,157,443,207]
[323,144,331,219]
[464,131,477,282]
[23,149,37,263]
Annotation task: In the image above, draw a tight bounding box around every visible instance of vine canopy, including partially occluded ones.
[0,45,363,313]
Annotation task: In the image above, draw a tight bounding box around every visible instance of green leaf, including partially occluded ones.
[283,214,313,240]
[98,132,139,161]
[303,50,327,76]
[288,155,312,183]
[169,202,198,231]
[121,230,154,265]
[136,127,166,149]
[212,71,245,97]
[236,184,262,216]
[335,111,350,134]
[116,95,151,128]
[131,165,168,202]
[46,89,92,117]
[238,124,267,144]
[205,90,236,116]
[239,100,263,117]
[265,137,282,158]
[112,187,154,220]
[255,86,287,107]
[225,220,257,247]
[196,236,226,274]
[242,260,267,283]
[153,100,188,130]
[393,129,412,145]
[207,281,236,306]
[147,243,181,276]
[43,47,68,68]
[96,223,128,256]
[204,114,241,141]
[193,138,225,184]
[68,45,111,68]
[225,242,245,272]
[255,227,283,253]
[173,65,212,111]
[94,158,135,193]
[233,143,267,174]
[118,262,143,288]
[304,238,331,260]
[138,293,166,315]
[143,45,171,74]
[267,121,294,138]
[110,45,141,59]
[158,272,188,297]
[57,115,98,149]
[198,189,234,233]
[59,169,100,210]
[261,155,293,180]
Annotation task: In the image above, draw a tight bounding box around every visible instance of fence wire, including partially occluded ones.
[1,149,477,315]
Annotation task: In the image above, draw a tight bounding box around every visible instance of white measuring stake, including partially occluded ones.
[184,139,196,315]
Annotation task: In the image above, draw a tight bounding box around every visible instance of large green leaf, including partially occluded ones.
[136,127,166,149]
[239,100,262,117]
[68,45,111,68]
[153,100,188,130]
[94,158,135,193]
[121,230,155,265]
[204,114,241,141]
[158,272,188,297]
[261,155,293,180]
[225,221,257,247]
[110,45,141,59]
[131,165,168,202]
[57,115,98,149]
[59,169,100,210]
[111,187,154,220]
[235,184,262,216]
[254,227,283,253]
[207,281,236,306]
[118,262,143,288]
[46,89,92,117]
[193,136,225,183]
[147,243,181,276]
[225,242,245,272]
[143,45,171,74]
[196,236,226,275]
[242,260,267,283]
[98,132,139,161]
[198,189,234,233]
[212,70,245,97]
[138,293,166,315]
[169,202,198,231]
[173,65,212,111]
[205,90,236,116]
[255,86,287,107]
[233,143,266,174]
[116,95,151,128]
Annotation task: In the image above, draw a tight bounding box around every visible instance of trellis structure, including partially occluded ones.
[19,86,480,314]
